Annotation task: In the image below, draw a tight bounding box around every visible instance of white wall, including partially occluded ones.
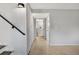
[30,3,79,9]
[0,4,16,46]
[27,4,35,54]
[0,3,26,55]
[31,8,79,46]
[50,10,79,45]
[12,6,26,54]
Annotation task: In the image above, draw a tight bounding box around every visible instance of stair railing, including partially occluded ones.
[0,14,25,35]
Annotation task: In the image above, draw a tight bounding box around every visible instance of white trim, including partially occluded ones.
[49,44,79,46]
[32,13,50,44]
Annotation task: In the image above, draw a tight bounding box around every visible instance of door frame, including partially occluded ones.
[34,18,46,38]
[32,13,50,44]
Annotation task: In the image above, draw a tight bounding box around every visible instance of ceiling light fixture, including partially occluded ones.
[18,3,25,8]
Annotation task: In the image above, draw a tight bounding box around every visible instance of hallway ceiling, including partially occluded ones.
[30,3,79,9]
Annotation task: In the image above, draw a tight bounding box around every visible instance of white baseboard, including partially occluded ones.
[49,44,79,46]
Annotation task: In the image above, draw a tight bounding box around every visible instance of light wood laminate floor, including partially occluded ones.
[29,36,79,55]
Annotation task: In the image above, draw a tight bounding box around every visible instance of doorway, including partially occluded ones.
[35,18,46,39]
[33,13,50,42]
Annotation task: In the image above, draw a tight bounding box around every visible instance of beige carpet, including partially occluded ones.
[29,36,79,55]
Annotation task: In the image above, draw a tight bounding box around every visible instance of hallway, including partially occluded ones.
[27,3,79,55]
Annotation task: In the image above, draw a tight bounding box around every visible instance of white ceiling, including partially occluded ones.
[30,3,79,9]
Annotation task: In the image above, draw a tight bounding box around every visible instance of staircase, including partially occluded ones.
[0,45,13,55]
[0,14,25,55]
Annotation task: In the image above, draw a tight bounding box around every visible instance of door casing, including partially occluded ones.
[32,13,50,44]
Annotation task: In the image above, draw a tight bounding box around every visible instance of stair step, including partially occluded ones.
[0,45,14,54]
[0,45,6,49]
[0,51,13,55]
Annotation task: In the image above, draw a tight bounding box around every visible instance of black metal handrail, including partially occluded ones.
[0,14,25,35]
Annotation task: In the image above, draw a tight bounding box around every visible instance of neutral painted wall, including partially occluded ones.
[12,6,26,54]
[0,3,26,54]
[30,3,79,10]
[0,3,16,46]
[32,9,79,45]
[49,10,79,45]
[27,4,35,54]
